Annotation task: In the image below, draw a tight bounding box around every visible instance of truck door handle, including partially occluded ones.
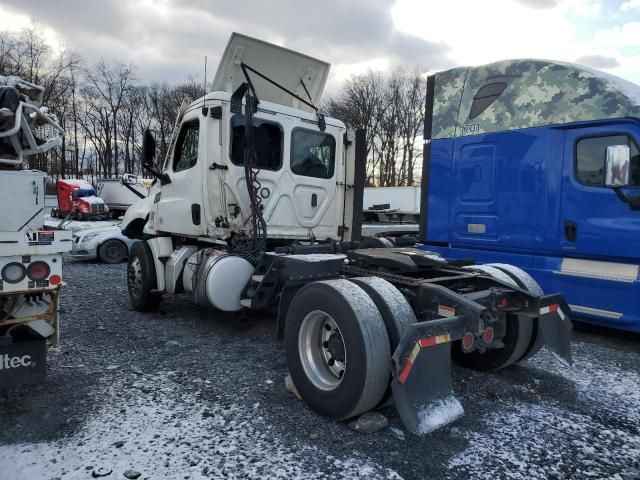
[564,221,577,242]
[311,193,317,208]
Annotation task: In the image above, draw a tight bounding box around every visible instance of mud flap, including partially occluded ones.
[391,323,464,435]
[0,339,47,388]
[538,295,573,367]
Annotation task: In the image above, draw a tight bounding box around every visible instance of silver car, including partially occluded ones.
[70,225,138,263]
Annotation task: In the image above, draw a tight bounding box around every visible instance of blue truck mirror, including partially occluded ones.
[605,145,631,187]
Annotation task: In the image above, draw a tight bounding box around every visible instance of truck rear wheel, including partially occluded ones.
[284,279,390,420]
[348,276,416,406]
[453,265,533,371]
[127,242,161,312]
[487,263,545,363]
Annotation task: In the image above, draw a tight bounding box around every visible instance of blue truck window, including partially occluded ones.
[290,128,336,179]
[173,119,200,172]
[576,135,640,186]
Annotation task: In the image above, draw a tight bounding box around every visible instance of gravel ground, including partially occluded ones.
[0,260,639,479]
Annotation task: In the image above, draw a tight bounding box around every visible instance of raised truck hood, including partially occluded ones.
[212,32,330,112]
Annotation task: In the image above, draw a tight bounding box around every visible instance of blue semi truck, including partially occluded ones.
[418,59,640,333]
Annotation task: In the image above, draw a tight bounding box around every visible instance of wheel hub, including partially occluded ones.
[128,257,143,298]
[298,310,347,391]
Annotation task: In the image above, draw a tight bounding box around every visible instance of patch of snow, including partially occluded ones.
[530,341,640,425]
[448,402,640,480]
[389,427,405,441]
[80,195,105,205]
[44,214,120,233]
[0,373,401,480]
[449,345,640,479]
[417,395,464,435]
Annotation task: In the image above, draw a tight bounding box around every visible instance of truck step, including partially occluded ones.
[240,299,252,308]
[252,274,265,283]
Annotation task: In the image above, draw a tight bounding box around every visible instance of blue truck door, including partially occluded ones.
[561,124,640,260]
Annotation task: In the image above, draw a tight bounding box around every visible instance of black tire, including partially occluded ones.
[487,263,545,362]
[50,208,57,218]
[284,279,390,420]
[348,276,416,406]
[127,241,161,312]
[98,239,128,264]
[453,265,533,371]
[348,277,416,349]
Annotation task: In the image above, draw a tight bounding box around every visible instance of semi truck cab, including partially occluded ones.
[421,60,640,332]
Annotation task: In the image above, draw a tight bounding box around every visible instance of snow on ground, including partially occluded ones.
[0,372,401,480]
[448,344,640,479]
[416,395,464,435]
[44,214,120,233]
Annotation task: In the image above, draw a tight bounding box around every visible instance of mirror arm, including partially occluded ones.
[121,180,147,200]
[143,162,172,186]
[613,187,640,211]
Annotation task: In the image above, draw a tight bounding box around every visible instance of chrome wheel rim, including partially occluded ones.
[298,310,346,391]
[128,256,143,299]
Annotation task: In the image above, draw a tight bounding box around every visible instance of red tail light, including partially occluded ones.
[27,261,51,281]
[49,274,61,285]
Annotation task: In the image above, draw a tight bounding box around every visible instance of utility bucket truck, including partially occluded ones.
[0,75,72,387]
[121,33,572,435]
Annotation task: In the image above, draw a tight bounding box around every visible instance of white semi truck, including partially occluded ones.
[121,33,572,435]
[0,75,72,387]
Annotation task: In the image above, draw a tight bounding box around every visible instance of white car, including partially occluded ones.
[70,225,138,263]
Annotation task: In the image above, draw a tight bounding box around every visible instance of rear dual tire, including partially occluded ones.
[284,279,391,420]
[453,264,544,371]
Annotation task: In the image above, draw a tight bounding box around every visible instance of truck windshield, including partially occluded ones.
[72,188,97,199]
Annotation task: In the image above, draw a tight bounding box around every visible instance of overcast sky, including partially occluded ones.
[1,0,639,94]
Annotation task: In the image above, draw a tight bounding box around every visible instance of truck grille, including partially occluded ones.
[90,204,105,214]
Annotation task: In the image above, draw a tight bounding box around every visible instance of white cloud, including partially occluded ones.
[594,22,640,47]
[621,0,640,11]
[390,0,639,84]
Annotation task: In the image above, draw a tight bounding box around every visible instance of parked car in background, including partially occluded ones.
[70,225,137,263]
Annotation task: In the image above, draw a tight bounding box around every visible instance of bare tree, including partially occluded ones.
[326,68,426,186]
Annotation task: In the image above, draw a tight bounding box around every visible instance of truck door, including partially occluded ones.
[287,127,339,239]
[223,113,341,240]
[561,124,640,260]
[155,111,206,236]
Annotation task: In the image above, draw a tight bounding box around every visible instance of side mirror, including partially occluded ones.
[142,129,156,168]
[605,145,630,188]
[140,129,171,186]
[121,173,138,185]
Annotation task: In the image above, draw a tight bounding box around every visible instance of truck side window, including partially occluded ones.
[230,115,283,170]
[290,128,335,179]
[576,135,640,186]
[173,119,200,172]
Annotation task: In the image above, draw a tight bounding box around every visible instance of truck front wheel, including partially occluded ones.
[127,242,161,312]
[284,279,390,420]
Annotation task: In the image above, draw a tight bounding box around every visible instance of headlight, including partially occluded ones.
[81,233,100,242]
